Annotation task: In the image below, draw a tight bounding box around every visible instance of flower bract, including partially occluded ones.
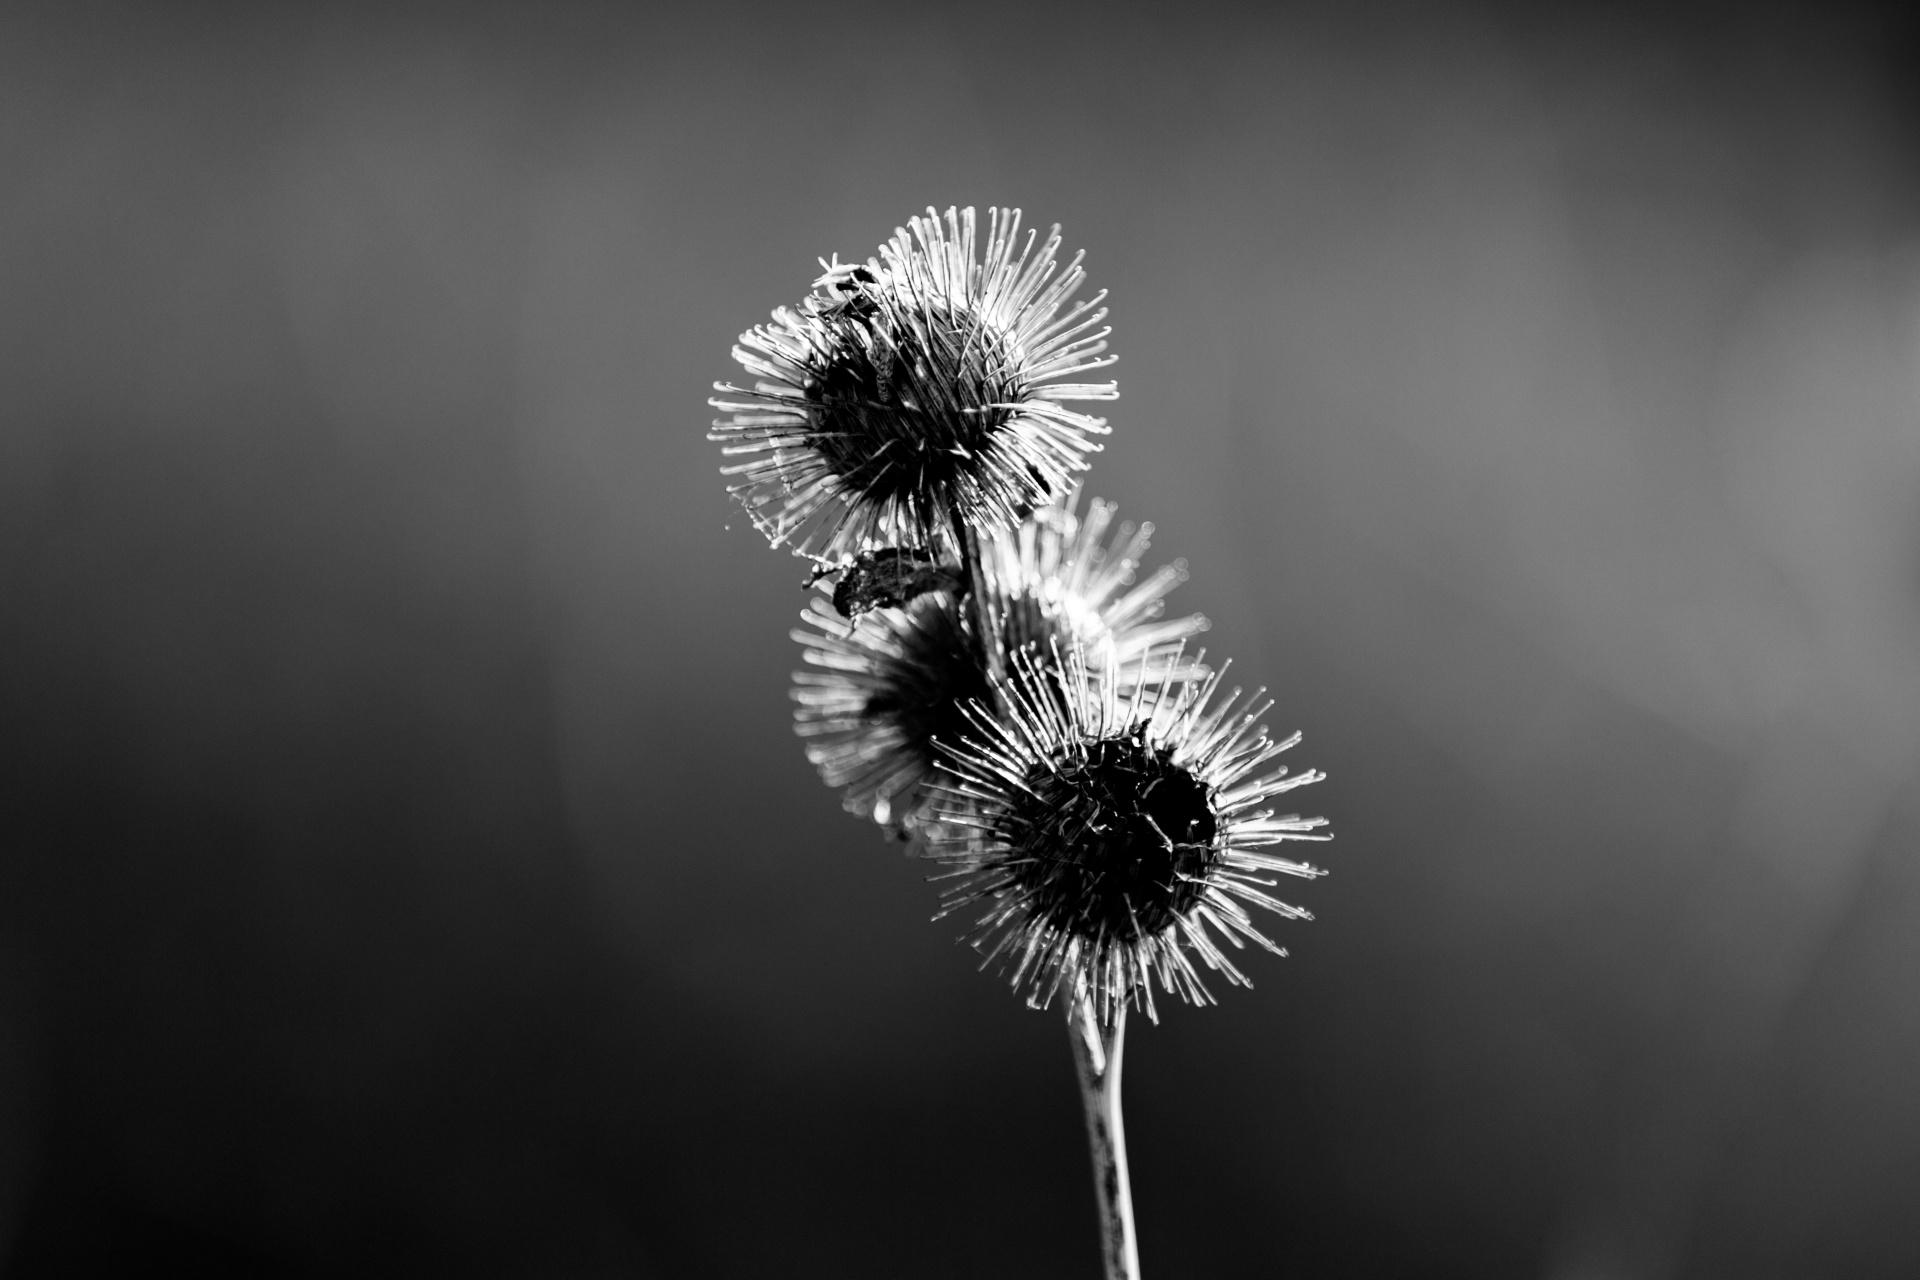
[712,206,1117,561]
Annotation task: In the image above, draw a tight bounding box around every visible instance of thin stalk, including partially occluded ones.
[948,508,1004,691]
[1070,1000,1139,1280]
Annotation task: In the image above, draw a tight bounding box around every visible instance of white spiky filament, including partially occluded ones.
[927,640,1331,1027]
[711,206,1118,561]
[980,487,1209,684]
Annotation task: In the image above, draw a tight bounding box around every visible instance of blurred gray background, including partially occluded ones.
[3,2,1919,1276]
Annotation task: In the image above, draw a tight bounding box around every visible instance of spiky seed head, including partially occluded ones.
[712,207,1117,561]
[927,640,1331,1026]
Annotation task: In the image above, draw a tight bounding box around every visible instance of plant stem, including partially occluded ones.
[1070,1000,1139,1280]
[949,508,1004,689]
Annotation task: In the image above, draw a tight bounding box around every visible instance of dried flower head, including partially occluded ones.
[790,494,1207,835]
[982,489,1209,686]
[711,207,1118,561]
[927,641,1330,1026]
[792,589,987,833]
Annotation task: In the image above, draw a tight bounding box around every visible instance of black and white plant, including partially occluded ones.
[712,206,1331,1280]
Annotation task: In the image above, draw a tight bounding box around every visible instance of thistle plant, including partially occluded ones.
[712,207,1331,1280]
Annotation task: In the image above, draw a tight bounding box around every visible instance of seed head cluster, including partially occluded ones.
[716,206,1330,1020]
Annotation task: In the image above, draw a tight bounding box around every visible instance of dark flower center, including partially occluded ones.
[1008,732,1217,940]
[862,594,992,774]
[804,291,1018,512]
